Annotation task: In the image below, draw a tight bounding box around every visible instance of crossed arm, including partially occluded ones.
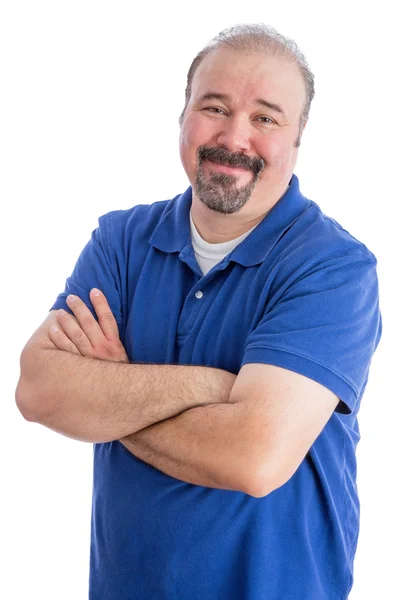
[16,292,261,494]
[16,289,339,498]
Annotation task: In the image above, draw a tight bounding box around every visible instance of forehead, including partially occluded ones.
[190,47,306,119]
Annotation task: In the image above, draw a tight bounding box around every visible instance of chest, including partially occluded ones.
[122,245,278,373]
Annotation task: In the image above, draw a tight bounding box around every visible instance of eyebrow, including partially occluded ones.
[255,98,285,116]
[198,92,286,117]
[199,92,230,103]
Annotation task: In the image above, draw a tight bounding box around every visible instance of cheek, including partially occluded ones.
[180,116,215,175]
[257,135,296,170]
[181,114,218,150]
[179,127,200,182]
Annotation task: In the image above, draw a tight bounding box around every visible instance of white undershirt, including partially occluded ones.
[189,208,259,276]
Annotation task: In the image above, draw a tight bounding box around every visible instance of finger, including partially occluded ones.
[48,323,81,355]
[89,288,120,341]
[57,308,95,356]
[65,295,104,346]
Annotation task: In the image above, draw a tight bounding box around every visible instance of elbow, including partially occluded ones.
[15,347,48,423]
[15,374,43,423]
[242,456,286,499]
[246,480,276,499]
[244,474,275,499]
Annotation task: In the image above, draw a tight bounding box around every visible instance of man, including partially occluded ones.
[16,24,381,600]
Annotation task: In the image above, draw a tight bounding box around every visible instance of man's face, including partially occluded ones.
[179,48,306,215]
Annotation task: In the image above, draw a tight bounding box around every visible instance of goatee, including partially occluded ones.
[195,145,265,215]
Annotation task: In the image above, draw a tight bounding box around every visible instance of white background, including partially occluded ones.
[1,1,398,598]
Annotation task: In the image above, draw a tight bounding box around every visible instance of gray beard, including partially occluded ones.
[195,167,259,215]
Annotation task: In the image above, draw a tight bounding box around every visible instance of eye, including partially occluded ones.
[257,116,275,124]
[204,107,226,115]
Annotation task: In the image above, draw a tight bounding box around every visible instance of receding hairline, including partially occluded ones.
[188,48,306,124]
[179,24,315,145]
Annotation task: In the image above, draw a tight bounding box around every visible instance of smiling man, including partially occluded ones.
[16,24,381,600]
[181,46,305,228]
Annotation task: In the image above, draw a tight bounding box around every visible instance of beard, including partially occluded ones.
[194,145,265,215]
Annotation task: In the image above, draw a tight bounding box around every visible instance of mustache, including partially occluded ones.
[198,145,265,176]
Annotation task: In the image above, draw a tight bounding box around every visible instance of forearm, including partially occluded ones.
[119,398,261,496]
[17,348,236,443]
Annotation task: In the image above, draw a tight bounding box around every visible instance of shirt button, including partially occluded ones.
[195,291,203,299]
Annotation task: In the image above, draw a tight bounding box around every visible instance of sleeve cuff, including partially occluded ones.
[241,346,358,415]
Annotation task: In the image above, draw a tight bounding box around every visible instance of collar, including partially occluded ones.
[149,174,310,267]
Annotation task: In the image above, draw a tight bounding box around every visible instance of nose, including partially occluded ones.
[215,114,252,154]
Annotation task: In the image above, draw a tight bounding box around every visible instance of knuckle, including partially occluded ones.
[66,342,76,353]
[103,312,116,324]
[73,328,86,343]
[81,315,93,328]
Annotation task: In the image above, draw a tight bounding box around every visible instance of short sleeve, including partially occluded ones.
[49,213,124,339]
[241,253,382,414]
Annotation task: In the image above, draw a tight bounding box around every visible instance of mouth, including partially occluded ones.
[203,159,251,176]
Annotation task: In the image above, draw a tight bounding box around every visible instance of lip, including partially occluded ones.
[204,159,250,175]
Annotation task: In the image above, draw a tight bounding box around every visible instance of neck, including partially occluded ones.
[190,180,290,244]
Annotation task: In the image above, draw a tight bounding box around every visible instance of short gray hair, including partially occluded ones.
[179,24,315,146]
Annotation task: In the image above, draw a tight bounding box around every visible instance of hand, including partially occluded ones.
[48,288,129,364]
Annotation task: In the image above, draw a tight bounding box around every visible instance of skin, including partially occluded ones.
[49,289,130,364]
[27,47,339,497]
[48,289,338,498]
[179,47,307,243]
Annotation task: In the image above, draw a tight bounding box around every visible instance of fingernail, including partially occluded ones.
[92,288,101,296]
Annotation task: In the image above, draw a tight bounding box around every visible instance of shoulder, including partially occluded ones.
[294,200,376,263]
[270,199,377,295]
[97,194,181,239]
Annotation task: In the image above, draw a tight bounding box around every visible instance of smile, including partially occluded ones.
[204,159,251,175]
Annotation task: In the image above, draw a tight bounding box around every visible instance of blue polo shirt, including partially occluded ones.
[50,174,381,600]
